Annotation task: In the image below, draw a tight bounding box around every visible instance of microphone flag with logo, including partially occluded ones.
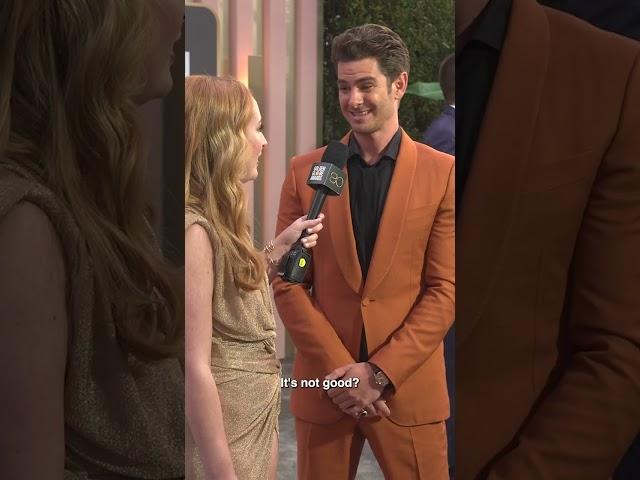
[279,141,349,283]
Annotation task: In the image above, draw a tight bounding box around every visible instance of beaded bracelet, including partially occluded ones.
[264,239,279,267]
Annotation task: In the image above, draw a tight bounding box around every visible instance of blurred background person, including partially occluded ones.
[422,53,455,156]
[421,49,456,479]
[0,1,186,478]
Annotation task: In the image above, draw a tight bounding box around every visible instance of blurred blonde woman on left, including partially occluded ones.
[0,1,186,478]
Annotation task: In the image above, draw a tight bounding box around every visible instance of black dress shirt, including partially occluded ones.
[347,128,401,361]
[456,0,512,211]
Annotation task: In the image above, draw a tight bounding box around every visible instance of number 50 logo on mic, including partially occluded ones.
[330,171,344,188]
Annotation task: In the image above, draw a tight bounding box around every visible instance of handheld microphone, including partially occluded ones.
[279,141,349,283]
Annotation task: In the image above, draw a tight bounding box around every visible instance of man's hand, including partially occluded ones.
[325,363,387,418]
[365,399,392,418]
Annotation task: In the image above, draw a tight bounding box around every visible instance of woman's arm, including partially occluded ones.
[184,224,236,480]
[0,202,67,479]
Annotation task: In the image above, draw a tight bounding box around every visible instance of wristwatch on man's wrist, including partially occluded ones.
[367,362,390,389]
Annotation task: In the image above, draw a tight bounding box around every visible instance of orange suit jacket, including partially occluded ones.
[272,130,455,426]
[457,0,640,478]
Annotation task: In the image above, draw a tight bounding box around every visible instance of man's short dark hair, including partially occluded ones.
[439,53,455,104]
[331,24,410,88]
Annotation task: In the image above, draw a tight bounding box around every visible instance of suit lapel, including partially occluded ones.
[457,0,550,345]
[327,134,362,294]
[363,130,417,298]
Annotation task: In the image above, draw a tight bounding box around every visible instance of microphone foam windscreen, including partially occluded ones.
[322,141,349,169]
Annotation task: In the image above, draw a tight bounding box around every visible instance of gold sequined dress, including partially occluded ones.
[0,161,184,479]
[185,211,281,480]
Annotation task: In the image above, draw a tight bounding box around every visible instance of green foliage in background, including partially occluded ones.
[322,0,454,144]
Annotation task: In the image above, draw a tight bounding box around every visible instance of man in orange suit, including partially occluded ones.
[272,24,455,479]
[456,0,640,478]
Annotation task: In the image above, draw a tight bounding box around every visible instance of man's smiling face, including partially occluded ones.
[337,57,400,136]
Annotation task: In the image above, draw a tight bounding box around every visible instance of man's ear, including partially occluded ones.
[393,72,409,100]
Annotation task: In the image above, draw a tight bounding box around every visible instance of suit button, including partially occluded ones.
[362,298,370,307]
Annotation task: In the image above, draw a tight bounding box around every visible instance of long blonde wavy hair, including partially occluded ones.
[185,75,265,291]
[0,0,182,357]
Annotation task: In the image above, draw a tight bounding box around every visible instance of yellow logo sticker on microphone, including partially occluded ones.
[298,258,307,268]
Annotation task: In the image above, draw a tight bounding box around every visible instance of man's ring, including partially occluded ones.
[359,409,368,417]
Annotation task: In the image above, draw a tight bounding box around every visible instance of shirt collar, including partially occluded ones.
[348,128,402,163]
[465,0,512,51]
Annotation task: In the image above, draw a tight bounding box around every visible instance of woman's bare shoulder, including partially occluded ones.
[0,201,67,322]
[186,222,214,265]
[0,200,68,475]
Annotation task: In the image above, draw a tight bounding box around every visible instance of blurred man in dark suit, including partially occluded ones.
[422,53,455,156]
[422,51,456,477]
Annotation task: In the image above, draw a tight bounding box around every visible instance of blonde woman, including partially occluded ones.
[0,1,185,478]
[185,75,323,479]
